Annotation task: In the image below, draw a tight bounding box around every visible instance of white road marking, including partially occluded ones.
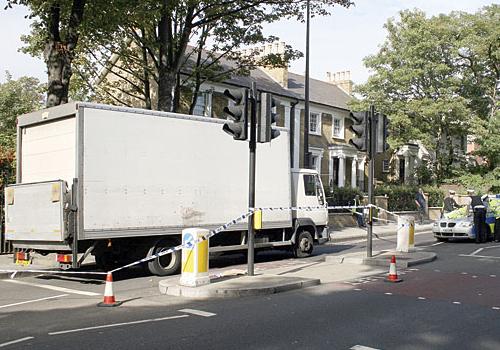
[336,231,430,245]
[434,269,441,272]
[472,276,478,278]
[0,336,34,348]
[453,301,461,305]
[461,272,468,275]
[470,248,484,256]
[459,254,500,260]
[418,297,426,300]
[49,315,189,335]
[350,345,381,350]
[384,293,392,295]
[490,275,497,278]
[418,241,445,248]
[3,279,99,296]
[354,288,362,291]
[492,307,500,310]
[0,294,68,309]
[482,245,500,250]
[178,309,216,317]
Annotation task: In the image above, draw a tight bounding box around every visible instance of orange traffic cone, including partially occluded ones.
[385,255,402,283]
[98,272,122,307]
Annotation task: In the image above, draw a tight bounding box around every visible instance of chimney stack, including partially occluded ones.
[326,70,353,95]
[241,41,289,88]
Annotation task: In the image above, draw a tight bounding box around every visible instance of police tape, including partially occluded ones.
[110,209,256,273]
[2,204,398,276]
[0,269,108,279]
[372,217,398,224]
[110,204,377,273]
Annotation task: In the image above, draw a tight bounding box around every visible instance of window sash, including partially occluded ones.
[309,113,320,134]
[333,118,341,137]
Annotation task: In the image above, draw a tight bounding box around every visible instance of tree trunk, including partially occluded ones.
[157,2,173,111]
[156,1,194,112]
[44,41,72,107]
[44,0,86,107]
[140,29,152,110]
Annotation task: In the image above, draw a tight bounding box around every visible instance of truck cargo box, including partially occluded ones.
[6,103,292,243]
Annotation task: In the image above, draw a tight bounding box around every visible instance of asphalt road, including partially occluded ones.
[1,232,500,349]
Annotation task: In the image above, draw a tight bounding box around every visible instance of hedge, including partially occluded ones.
[374,185,443,212]
[325,186,364,207]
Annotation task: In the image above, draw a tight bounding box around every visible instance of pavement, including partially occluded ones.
[329,221,434,243]
[1,221,436,299]
[159,221,435,298]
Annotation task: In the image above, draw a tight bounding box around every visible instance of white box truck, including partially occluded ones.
[4,102,328,275]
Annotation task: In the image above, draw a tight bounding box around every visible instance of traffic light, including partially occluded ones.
[257,92,280,143]
[348,111,368,152]
[376,113,390,153]
[222,88,248,141]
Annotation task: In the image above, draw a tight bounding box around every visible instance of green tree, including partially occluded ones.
[0,73,44,188]
[76,0,352,112]
[6,0,131,107]
[10,0,352,111]
[455,5,500,169]
[351,8,500,182]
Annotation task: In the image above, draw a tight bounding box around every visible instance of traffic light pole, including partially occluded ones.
[247,82,257,276]
[366,105,376,258]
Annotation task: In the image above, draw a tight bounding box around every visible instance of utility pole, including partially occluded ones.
[303,0,310,168]
[247,82,257,276]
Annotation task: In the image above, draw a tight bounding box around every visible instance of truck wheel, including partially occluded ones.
[147,239,181,276]
[294,230,314,258]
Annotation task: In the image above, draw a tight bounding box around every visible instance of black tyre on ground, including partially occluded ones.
[294,230,314,258]
[146,238,182,276]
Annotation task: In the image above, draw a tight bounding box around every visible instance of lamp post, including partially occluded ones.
[303,0,310,169]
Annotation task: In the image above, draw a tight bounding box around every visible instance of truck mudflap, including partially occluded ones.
[317,226,329,244]
[5,180,69,243]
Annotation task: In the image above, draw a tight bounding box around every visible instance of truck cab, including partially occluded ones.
[291,169,329,248]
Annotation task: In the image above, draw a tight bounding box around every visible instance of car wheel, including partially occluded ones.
[294,230,314,258]
[146,238,182,276]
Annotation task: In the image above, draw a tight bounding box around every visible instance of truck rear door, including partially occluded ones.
[5,180,68,243]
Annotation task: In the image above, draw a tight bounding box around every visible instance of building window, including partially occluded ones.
[382,159,390,173]
[332,117,343,138]
[310,148,323,175]
[309,112,321,135]
[311,155,320,174]
[193,90,212,117]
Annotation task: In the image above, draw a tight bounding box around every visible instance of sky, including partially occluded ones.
[0,0,498,85]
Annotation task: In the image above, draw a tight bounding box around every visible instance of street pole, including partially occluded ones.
[303,0,310,168]
[367,105,376,258]
[247,82,257,276]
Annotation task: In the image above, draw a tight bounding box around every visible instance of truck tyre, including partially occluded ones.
[147,238,181,276]
[294,230,314,258]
